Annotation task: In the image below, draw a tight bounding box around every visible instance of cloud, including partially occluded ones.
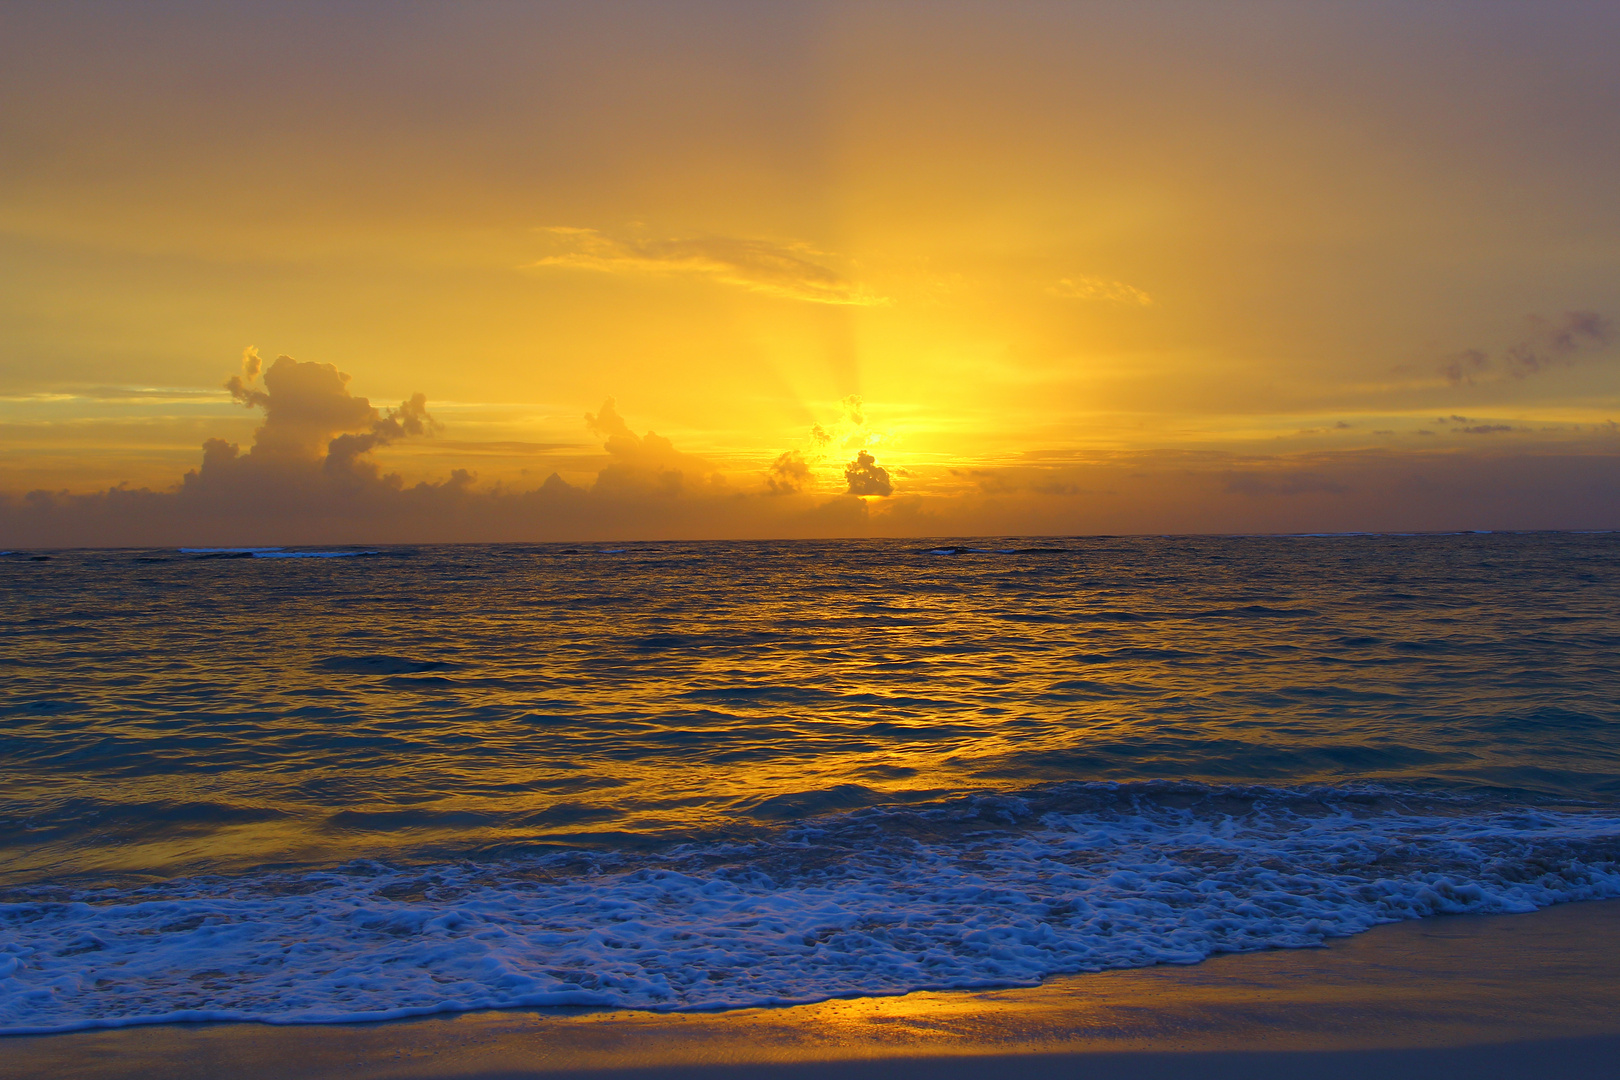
[0,386,230,404]
[6,357,1620,547]
[1049,276,1154,306]
[1438,348,1489,385]
[584,398,721,498]
[0,351,445,544]
[0,357,903,545]
[799,395,884,453]
[844,450,893,497]
[1438,415,1516,435]
[325,393,434,475]
[1439,311,1610,384]
[529,227,887,306]
[1504,311,1610,376]
[211,350,437,483]
[765,450,812,495]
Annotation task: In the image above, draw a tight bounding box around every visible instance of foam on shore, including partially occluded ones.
[4,782,1618,1034]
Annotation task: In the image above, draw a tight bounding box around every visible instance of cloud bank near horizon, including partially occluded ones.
[3,355,1618,547]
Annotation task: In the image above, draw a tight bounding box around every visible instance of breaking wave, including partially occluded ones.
[4,781,1618,1033]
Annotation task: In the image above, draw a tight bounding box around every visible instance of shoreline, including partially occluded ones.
[7,898,1620,1079]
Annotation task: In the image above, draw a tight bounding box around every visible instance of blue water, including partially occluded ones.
[2,533,1618,1032]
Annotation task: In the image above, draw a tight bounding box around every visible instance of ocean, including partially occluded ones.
[2,532,1619,1034]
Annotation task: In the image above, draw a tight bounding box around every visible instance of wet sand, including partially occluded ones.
[7,899,1620,1080]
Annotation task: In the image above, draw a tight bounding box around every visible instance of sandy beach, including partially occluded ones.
[8,0,1620,1073]
[7,898,1618,1080]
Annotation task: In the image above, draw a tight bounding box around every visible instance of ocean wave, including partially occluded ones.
[175,548,379,559]
[3,781,1618,1034]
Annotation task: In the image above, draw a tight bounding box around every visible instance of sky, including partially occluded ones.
[3,1,1619,544]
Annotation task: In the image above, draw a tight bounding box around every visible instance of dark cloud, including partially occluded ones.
[1505,311,1611,376]
[1438,349,1489,385]
[0,353,470,545]
[217,348,436,474]
[765,450,812,495]
[843,450,893,497]
[1439,415,1516,435]
[325,394,433,476]
[1439,312,1610,384]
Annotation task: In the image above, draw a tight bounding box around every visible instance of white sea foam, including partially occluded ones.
[3,787,1617,1034]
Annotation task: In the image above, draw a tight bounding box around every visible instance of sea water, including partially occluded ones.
[2,533,1618,1033]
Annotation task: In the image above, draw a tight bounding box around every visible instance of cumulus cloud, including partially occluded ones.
[760,397,883,496]
[1,354,915,545]
[529,227,887,306]
[8,353,1620,547]
[212,350,437,479]
[0,351,452,546]
[844,450,893,497]
[585,398,716,497]
[1049,276,1154,306]
[765,450,812,495]
[1439,311,1610,384]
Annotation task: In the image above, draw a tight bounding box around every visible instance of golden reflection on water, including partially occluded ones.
[4,536,1617,884]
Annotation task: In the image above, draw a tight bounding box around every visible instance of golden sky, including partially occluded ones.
[3,2,1619,542]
